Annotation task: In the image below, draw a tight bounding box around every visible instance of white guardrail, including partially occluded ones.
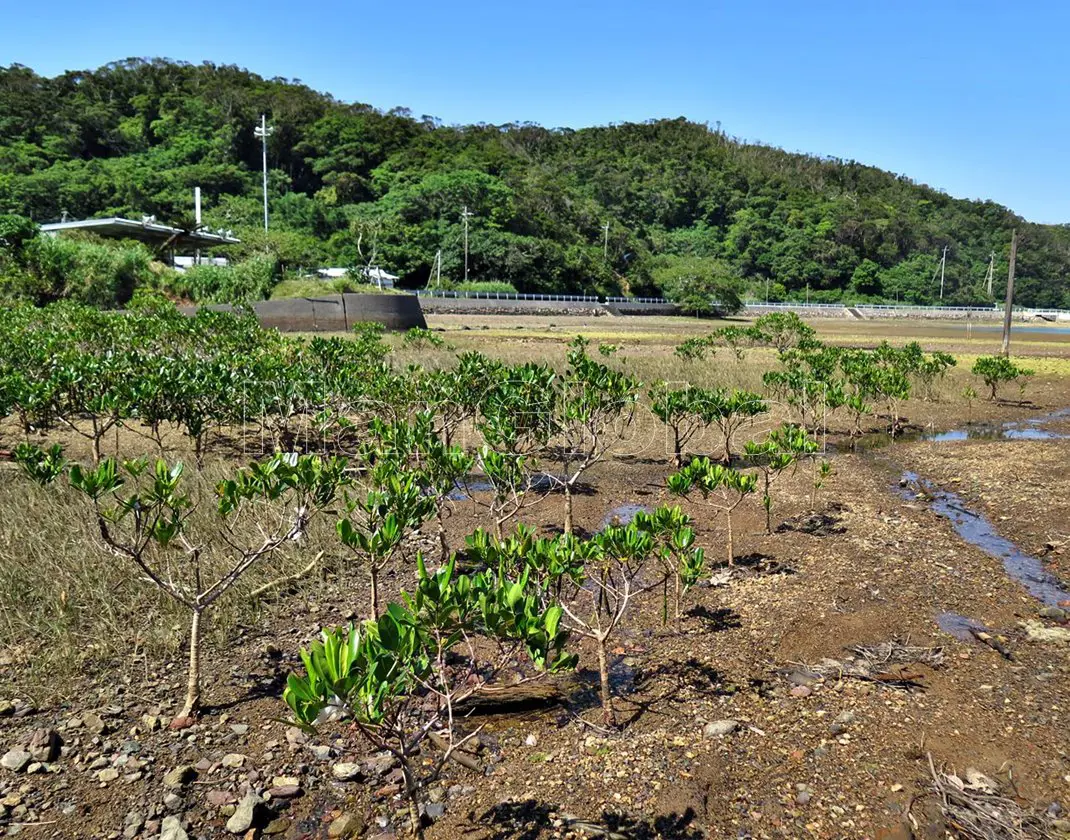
[413,290,1070,319]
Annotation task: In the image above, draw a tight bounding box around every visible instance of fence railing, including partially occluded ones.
[414,290,602,303]
[412,290,1070,319]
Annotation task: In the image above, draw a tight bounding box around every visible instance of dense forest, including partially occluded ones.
[2,57,1070,308]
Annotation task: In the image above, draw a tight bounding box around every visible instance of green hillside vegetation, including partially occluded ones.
[2,58,1069,308]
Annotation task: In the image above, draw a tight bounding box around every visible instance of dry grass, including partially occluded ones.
[0,464,339,702]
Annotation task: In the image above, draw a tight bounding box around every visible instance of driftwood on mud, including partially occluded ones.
[457,680,568,714]
[926,753,1059,840]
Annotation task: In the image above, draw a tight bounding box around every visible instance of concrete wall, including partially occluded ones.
[179,294,426,332]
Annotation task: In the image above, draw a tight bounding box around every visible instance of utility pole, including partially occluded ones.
[603,221,610,259]
[939,245,948,299]
[1001,230,1017,356]
[985,252,995,297]
[461,206,474,283]
[254,114,273,232]
[194,186,202,266]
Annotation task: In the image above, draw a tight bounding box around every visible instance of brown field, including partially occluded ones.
[0,313,1068,840]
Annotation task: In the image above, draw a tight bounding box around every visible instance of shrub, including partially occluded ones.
[971,355,1034,401]
[168,254,281,303]
[453,280,518,294]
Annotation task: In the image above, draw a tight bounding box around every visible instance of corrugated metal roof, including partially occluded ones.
[40,217,241,247]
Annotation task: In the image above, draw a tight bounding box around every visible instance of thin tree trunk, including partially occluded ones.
[673,429,683,468]
[436,508,449,563]
[674,572,682,627]
[369,565,380,621]
[763,474,772,535]
[401,758,424,839]
[179,608,203,719]
[596,636,616,728]
[563,484,574,536]
[725,509,734,567]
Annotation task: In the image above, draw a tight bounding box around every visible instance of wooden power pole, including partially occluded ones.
[1000,230,1018,356]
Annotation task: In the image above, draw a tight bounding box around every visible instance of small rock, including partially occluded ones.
[160,815,188,840]
[1,750,32,773]
[327,812,365,838]
[206,789,236,808]
[97,767,120,782]
[225,791,261,834]
[1024,620,1070,645]
[0,702,13,718]
[229,724,249,736]
[162,765,197,789]
[796,790,812,805]
[702,719,740,738]
[220,753,246,769]
[263,817,290,835]
[308,744,332,762]
[267,784,301,799]
[163,792,183,811]
[423,802,446,821]
[790,685,813,698]
[1039,606,1068,622]
[363,753,395,778]
[82,712,108,736]
[332,762,363,781]
[141,715,161,732]
[27,729,62,763]
[284,727,308,748]
[523,734,538,747]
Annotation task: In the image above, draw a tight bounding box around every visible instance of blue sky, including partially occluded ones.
[3,0,1069,222]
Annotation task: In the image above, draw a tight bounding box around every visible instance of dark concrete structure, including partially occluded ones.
[180,293,426,332]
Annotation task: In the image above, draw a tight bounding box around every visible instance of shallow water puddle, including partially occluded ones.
[935,611,989,640]
[598,502,650,531]
[898,471,1070,607]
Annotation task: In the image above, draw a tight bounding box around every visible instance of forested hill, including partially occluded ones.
[3,58,1070,307]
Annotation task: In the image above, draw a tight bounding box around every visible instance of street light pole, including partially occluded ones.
[253,114,273,232]
[461,206,474,283]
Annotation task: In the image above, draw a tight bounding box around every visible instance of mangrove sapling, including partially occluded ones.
[337,467,436,621]
[962,385,977,423]
[649,383,715,467]
[51,349,134,461]
[364,412,474,562]
[13,442,66,485]
[284,554,575,838]
[469,360,559,539]
[751,312,818,354]
[667,457,757,566]
[762,344,845,435]
[68,452,349,723]
[838,349,879,441]
[811,459,833,510]
[633,506,705,627]
[706,389,768,464]
[912,347,956,401]
[561,521,663,725]
[743,436,796,534]
[972,355,1035,402]
[555,338,639,534]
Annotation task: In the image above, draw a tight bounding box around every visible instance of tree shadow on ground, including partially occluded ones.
[684,604,742,631]
[731,552,795,575]
[475,800,703,840]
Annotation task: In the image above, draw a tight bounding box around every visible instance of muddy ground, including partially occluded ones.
[1,320,1069,840]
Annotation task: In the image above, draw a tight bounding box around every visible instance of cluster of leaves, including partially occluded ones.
[2,61,1069,305]
[971,355,1034,401]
